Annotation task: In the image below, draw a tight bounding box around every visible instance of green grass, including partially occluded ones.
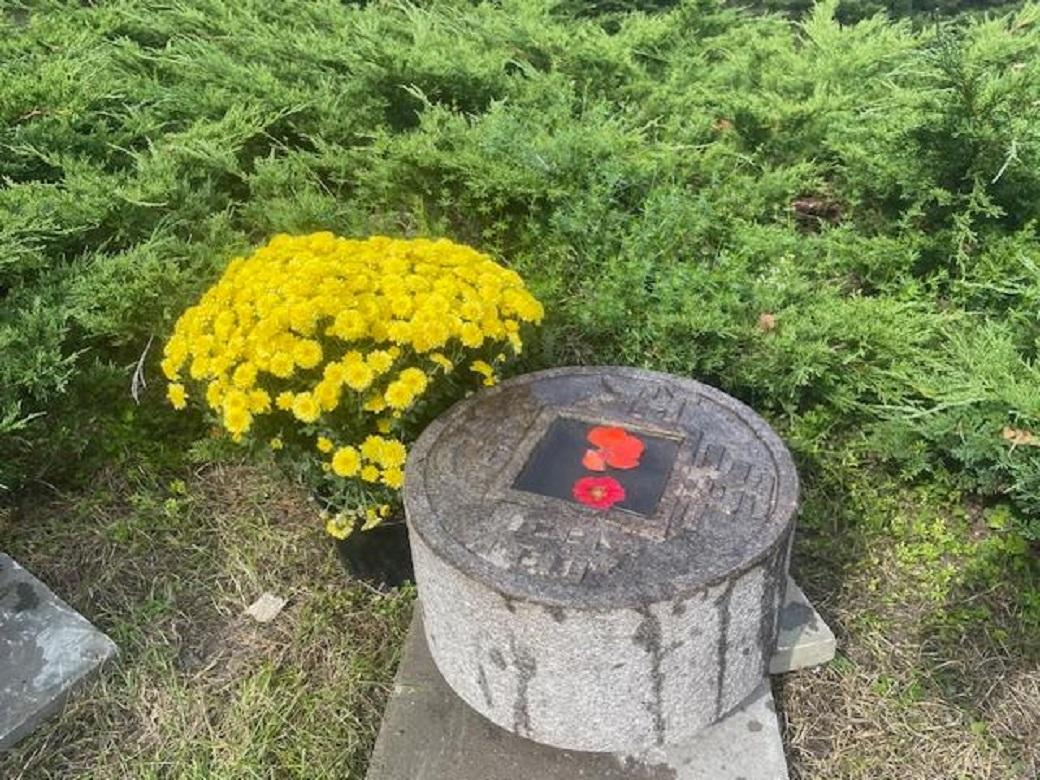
[780,460,1039,778]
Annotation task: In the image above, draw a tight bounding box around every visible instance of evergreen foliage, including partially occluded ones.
[739,0,1021,25]
[2,0,1039,559]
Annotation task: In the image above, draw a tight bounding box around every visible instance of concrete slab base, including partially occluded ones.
[366,579,834,779]
[628,682,786,780]
[0,554,117,751]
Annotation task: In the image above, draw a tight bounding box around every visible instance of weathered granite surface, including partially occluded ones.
[770,579,837,674]
[404,367,800,751]
[366,605,791,780]
[0,554,117,751]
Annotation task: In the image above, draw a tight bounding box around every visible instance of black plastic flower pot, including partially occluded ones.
[334,520,414,589]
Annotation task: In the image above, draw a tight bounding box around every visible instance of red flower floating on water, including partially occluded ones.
[582,425,645,471]
[572,476,626,510]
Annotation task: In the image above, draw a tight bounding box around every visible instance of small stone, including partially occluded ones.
[0,554,117,750]
[768,578,836,674]
[244,593,286,623]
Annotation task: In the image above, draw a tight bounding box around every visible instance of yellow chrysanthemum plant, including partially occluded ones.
[162,233,544,540]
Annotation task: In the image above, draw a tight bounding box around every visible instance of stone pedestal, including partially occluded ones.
[404,367,800,752]
[366,591,835,780]
[0,554,117,750]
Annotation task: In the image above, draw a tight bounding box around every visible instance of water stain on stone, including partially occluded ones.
[545,605,566,623]
[633,607,666,745]
[509,634,537,737]
[15,582,39,612]
[477,663,494,708]
[489,648,507,670]
[671,599,686,616]
[747,719,763,732]
[758,542,787,665]
[713,580,736,718]
[779,600,817,631]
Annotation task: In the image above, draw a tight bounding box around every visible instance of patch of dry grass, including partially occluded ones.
[0,462,413,779]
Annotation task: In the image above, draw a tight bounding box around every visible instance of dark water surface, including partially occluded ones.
[513,417,679,516]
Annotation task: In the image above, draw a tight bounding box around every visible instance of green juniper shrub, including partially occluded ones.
[738,0,1022,24]
[556,0,1024,24]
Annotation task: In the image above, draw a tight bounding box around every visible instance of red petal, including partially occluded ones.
[615,435,645,458]
[588,426,629,448]
[588,427,645,469]
[572,476,625,510]
[582,449,607,471]
[604,450,640,469]
[607,481,626,502]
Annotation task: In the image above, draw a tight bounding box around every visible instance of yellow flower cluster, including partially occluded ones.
[161,233,543,525]
[323,503,392,540]
[324,435,406,488]
[469,359,498,387]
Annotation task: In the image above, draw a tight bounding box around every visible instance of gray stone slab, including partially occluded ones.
[769,578,836,674]
[0,553,117,751]
[630,681,787,780]
[366,605,788,780]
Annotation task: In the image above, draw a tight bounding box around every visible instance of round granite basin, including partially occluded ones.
[403,367,799,752]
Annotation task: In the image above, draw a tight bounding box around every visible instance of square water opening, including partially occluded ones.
[512,417,680,516]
